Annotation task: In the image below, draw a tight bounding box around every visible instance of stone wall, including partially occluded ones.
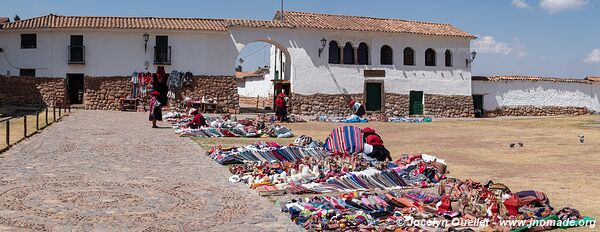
[424,94,474,118]
[384,93,473,118]
[239,96,272,108]
[0,76,66,107]
[384,94,410,116]
[175,76,239,113]
[83,76,132,110]
[82,76,239,113]
[291,93,473,118]
[485,106,591,117]
[291,94,362,116]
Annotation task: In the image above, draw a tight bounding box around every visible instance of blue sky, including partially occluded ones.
[2,0,599,78]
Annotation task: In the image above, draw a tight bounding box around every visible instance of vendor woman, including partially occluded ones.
[187,108,208,129]
[349,99,366,118]
[148,90,162,128]
[362,127,392,162]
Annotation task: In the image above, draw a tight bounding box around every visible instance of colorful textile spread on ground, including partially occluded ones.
[201,128,595,231]
[388,116,433,123]
[324,126,364,155]
[314,115,369,123]
[206,141,327,165]
[165,112,294,138]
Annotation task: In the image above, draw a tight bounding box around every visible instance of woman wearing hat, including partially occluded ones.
[362,127,392,162]
[148,90,162,128]
[349,99,366,118]
[275,92,287,122]
[187,108,207,129]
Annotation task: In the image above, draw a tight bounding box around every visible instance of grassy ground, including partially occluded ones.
[191,115,600,222]
[0,110,61,151]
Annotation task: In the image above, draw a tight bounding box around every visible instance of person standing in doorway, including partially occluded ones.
[275,93,287,122]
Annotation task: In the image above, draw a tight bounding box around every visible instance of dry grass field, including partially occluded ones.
[0,110,60,150]
[193,115,600,221]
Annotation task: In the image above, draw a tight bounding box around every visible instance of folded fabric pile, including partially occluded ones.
[174,128,224,137]
[206,141,328,165]
[171,113,294,138]
[281,180,595,232]
[388,116,433,123]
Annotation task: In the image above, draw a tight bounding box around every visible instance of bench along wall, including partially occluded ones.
[472,80,600,116]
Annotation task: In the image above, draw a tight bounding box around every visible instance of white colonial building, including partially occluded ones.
[0,11,597,116]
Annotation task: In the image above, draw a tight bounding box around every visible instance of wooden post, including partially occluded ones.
[36,111,40,131]
[5,121,9,146]
[256,95,260,112]
[59,107,62,118]
[45,108,49,125]
[68,104,71,113]
[23,115,27,138]
[53,107,56,122]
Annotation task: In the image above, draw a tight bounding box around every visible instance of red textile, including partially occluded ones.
[365,133,383,146]
[188,114,207,127]
[275,98,286,107]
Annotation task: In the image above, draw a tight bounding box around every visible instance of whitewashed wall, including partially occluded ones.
[472,80,600,112]
[0,29,237,77]
[237,76,273,97]
[1,27,473,97]
[229,28,473,96]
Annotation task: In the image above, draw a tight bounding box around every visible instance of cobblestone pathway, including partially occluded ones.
[0,111,295,232]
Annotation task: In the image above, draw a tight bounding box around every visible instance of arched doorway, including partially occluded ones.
[234,39,291,112]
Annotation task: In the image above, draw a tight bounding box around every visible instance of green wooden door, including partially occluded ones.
[365,83,382,111]
[409,91,423,115]
[473,95,484,118]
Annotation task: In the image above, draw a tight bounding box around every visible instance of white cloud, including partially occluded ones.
[539,0,588,13]
[583,49,600,64]
[473,36,513,55]
[473,36,530,58]
[513,38,528,58]
[512,0,532,9]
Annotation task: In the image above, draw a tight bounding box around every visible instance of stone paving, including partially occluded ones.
[0,110,295,231]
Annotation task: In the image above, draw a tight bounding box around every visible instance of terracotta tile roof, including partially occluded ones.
[585,76,600,82]
[1,12,475,39]
[472,76,593,84]
[1,14,228,31]
[225,19,289,29]
[235,71,266,80]
[274,11,476,38]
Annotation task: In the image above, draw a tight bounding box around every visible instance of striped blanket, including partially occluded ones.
[324,126,364,155]
[515,190,551,207]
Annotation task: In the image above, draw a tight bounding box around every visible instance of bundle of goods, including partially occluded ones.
[206,141,327,165]
[323,126,365,155]
[281,179,596,232]
[388,116,433,123]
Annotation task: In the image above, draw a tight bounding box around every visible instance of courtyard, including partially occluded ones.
[0,110,597,231]
[195,115,600,223]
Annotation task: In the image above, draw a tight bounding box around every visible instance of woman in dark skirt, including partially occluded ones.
[362,127,392,162]
[149,90,162,128]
